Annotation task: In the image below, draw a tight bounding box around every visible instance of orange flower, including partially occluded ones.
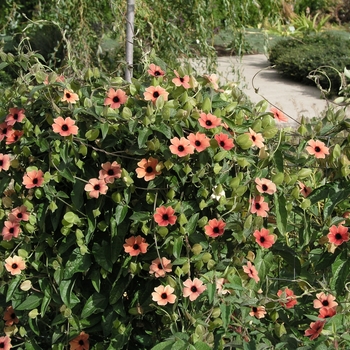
[147,64,165,77]
[104,88,127,109]
[5,255,26,275]
[61,89,79,104]
[250,196,269,217]
[153,206,177,226]
[69,331,89,350]
[255,178,277,195]
[52,117,79,137]
[123,235,149,256]
[144,86,169,103]
[0,335,11,350]
[313,292,338,309]
[3,305,19,326]
[298,181,312,197]
[204,218,226,238]
[0,122,12,141]
[214,133,234,150]
[304,320,325,340]
[318,306,336,318]
[183,278,207,301]
[2,221,21,241]
[327,224,349,246]
[0,154,11,171]
[243,261,260,283]
[271,107,288,122]
[6,107,25,126]
[98,161,122,184]
[305,139,329,159]
[84,178,108,198]
[253,228,275,248]
[6,130,23,144]
[277,287,297,309]
[169,137,195,157]
[247,128,264,148]
[135,157,161,181]
[203,73,219,90]
[249,306,266,319]
[187,132,210,152]
[10,206,30,222]
[198,112,221,129]
[22,169,44,189]
[172,70,190,89]
[149,257,172,278]
[152,285,177,306]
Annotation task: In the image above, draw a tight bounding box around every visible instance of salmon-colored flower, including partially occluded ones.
[169,137,195,157]
[154,206,177,226]
[0,335,11,350]
[10,205,30,222]
[44,74,65,85]
[304,320,325,340]
[123,235,149,256]
[198,113,221,129]
[149,257,172,278]
[104,88,127,109]
[318,306,336,318]
[216,278,230,295]
[255,178,277,195]
[61,89,79,104]
[327,224,349,246]
[172,70,190,89]
[313,292,338,309]
[214,133,235,150]
[187,132,210,152]
[135,157,161,181]
[306,140,329,159]
[22,169,44,189]
[253,228,275,248]
[84,178,108,198]
[204,218,226,238]
[298,181,312,197]
[52,116,79,137]
[250,196,269,217]
[247,128,264,148]
[6,130,23,144]
[3,305,19,326]
[277,288,297,309]
[0,122,12,141]
[69,331,89,350]
[98,161,122,184]
[0,154,11,171]
[243,261,260,283]
[147,64,165,77]
[183,278,207,301]
[6,107,25,126]
[271,107,288,122]
[2,221,21,241]
[249,306,266,319]
[152,285,176,306]
[144,86,169,103]
[204,74,219,90]
[5,255,26,275]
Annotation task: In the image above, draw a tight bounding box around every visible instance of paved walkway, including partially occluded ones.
[195,54,343,128]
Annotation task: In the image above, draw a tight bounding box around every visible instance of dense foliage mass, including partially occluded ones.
[0,43,350,349]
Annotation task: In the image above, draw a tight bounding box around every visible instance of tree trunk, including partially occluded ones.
[125,0,135,83]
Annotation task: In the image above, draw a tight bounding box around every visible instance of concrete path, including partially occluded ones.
[195,54,340,128]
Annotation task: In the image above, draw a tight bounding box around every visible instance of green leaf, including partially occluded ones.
[194,342,212,350]
[72,180,85,210]
[16,294,42,310]
[152,123,172,139]
[100,122,109,140]
[6,276,22,302]
[274,193,287,234]
[220,303,231,330]
[151,340,174,350]
[330,252,350,295]
[0,61,9,70]
[172,237,183,259]
[92,241,113,273]
[59,279,80,308]
[63,249,91,279]
[138,128,153,148]
[115,205,129,225]
[185,213,199,235]
[274,149,284,172]
[130,211,150,222]
[81,292,108,318]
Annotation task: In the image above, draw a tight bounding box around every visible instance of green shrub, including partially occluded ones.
[268,32,350,93]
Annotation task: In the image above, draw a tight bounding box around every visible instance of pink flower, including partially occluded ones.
[304,320,325,340]
[183,278,207,301]
[271,107,288,122]
[204,219,226,238]
[9,205,30,222]
[149,257,172,278]
[187,132,210,152]
[2,221,21,241]
[153,206,177,226]
[104,88,127,109]
[84,178,108,198]
[243,261,260,283]
[172,70,190,89]
[98,161,122,184]
[0,154,11,171]
[250,196,269,217]
[253,228,275,248]
[247,128,264,148]
[152,285,177,306]
[6,107,25,125]
[313,292,338,309]
[22,170,44,189]
[306,140,329,159]
[327,224,349,246]
[52,117,78,137]
[255,178,277,195]
[277,288,297,309]
[169,137,195,157]
[214,133,235,150]
[123,235,148,256]
[198,113,221,129]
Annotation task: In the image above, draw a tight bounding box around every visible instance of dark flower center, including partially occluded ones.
[255,203,261,209]
[205,120,212,126]
[178,145,185,152]
[260,237,265,242]
[162,214,169,220]
[133,244,139,250]
[14,134,19,141]
[17,213,23,218]
[94,184,100,191]
[315,146,321,152]
[252,135,256,141]
[2,128,7,134]
[113,96,120,103]
[9,228,14,234]
[335,233,342,240]
[12,263,18,269]
[14,113,18,120]
[79,340,84,345]
[66,93,71,99]
[146,166,153,173]
[158,263,163,269]
[180,77,184,82]
[322,300,329,306]
[195,140,201,146]
[161,292,167,299]
[0,342,4,348]
[262,184,268,191]
[11,313,16,319]
[155,71,161,76]
[107,169,114,176]
[213,227,220,233]
[153,92,160,98]
[252,307,257,312]
[191,286,197,292]
[0,160,3,166]
[33,178,38,184]
[220,141,225,147]
[61,124,69,131]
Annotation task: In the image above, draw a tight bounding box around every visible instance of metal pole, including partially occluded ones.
[125,0,135,83]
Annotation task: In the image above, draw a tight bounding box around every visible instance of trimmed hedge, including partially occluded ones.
[268,32,350,93]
